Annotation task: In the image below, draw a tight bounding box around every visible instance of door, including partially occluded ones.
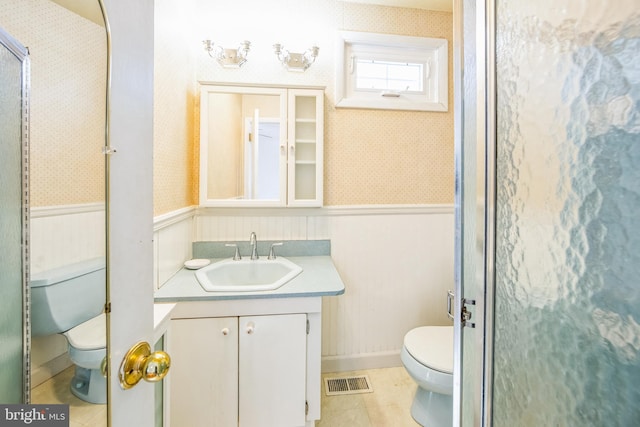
[456,0,640,425]
[104,0,159,426]
[255,121,281,200]
[245,118,282,200]
[491,0,640,425]
[287,89,323,207]
[239,314,307,427]
[169,317,239,426]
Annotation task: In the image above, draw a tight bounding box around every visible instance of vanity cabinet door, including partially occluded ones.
[169,317,239,427]
[239,314,308,427]
[287,89,324,207]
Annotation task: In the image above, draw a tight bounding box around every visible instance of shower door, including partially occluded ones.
[491,0,640,426]
[0,27,29,403]
[456,0,640,425]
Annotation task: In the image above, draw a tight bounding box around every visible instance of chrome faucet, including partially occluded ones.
[249,231,259,260]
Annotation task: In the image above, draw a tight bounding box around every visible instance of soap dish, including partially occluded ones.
[184,259,211,270]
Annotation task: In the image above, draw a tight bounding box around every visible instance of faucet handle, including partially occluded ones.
[225,243,242,260]
[268,242,283,260]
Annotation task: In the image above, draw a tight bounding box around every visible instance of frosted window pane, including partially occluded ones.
[493,1,640,425]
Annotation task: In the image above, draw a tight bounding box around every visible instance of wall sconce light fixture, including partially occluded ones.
[273,43,319,72]
[203,39,251,68]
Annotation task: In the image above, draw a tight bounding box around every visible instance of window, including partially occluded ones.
[335,31,448,112]
[355,59,424,92]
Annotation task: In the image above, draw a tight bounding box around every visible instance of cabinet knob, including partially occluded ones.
[246,322,255,334]
[221,327,229,336]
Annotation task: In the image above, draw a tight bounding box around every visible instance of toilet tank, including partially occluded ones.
[30,258,106,337]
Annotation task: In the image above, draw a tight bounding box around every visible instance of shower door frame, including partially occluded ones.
[452,0,497,425]
[0,26,31,404]
[483,0,497,424]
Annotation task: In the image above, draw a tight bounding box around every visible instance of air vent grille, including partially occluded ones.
[324,375,373,396]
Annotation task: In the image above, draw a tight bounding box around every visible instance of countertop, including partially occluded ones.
[154,256,345,302]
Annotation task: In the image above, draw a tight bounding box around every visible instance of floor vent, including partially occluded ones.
[324,375,373,396]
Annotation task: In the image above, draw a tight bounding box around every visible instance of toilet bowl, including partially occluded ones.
[31,258,107,404]
[63,313,107,403]
[401,326,453,427]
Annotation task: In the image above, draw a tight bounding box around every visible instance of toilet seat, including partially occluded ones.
[404,326,453,374]
[64,313,106,351]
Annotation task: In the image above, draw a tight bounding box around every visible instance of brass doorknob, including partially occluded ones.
[101,356,108,378]
[118,341,171,389]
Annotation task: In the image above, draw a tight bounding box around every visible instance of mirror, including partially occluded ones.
[200,84,324,208]
[200,85,288,206]
[1,0,108,423]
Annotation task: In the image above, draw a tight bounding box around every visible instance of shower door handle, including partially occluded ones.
[461,298,476,328]
[447,290,476,328]
[447,290,455,320]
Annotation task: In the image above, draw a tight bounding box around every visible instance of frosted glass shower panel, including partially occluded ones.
[493,1,640,425]
[0,30,28,403]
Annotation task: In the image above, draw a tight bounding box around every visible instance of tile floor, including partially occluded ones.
[31,367,107,427]
[32,366,419,427]
[317,367,420,427]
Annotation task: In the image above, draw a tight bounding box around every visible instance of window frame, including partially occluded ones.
[335,31,448,112]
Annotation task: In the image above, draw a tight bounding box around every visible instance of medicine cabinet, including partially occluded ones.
[199,84,324,207]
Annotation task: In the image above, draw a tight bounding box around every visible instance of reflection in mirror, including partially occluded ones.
[0,0,108,423]
[201,86,287,205]
[0,27,29,404]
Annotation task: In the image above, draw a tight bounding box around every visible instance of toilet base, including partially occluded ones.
[70,366,106,404]
[410,387,452,427]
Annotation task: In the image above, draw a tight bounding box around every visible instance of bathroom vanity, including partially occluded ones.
[154,255,344,427]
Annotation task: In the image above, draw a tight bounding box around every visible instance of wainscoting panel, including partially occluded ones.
[196,212,315,241]
[30,204,105,274]
[321,211,454,371]
[154,216,195,290]
[187,206,455,372]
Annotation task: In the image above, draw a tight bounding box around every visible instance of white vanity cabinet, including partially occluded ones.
[167,299,322,427]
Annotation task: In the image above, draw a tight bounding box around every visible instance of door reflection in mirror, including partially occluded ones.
[0,25,30,404]
[245,118,281,199]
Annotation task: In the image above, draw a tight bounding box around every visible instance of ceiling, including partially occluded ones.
[49,0,104,25]
[343,0,452,12]
[49,0,452,26]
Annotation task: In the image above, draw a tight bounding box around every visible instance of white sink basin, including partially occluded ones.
[195,257,302,292]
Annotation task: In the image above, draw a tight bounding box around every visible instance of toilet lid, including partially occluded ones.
[64,313,106,350]
[404,326,453,374]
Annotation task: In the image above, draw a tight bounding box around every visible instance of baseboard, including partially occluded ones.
[321,350,402,373]
[31,353,73,388]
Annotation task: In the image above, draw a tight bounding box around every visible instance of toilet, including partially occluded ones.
[30,258,106,404]
[401,326,453,427]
